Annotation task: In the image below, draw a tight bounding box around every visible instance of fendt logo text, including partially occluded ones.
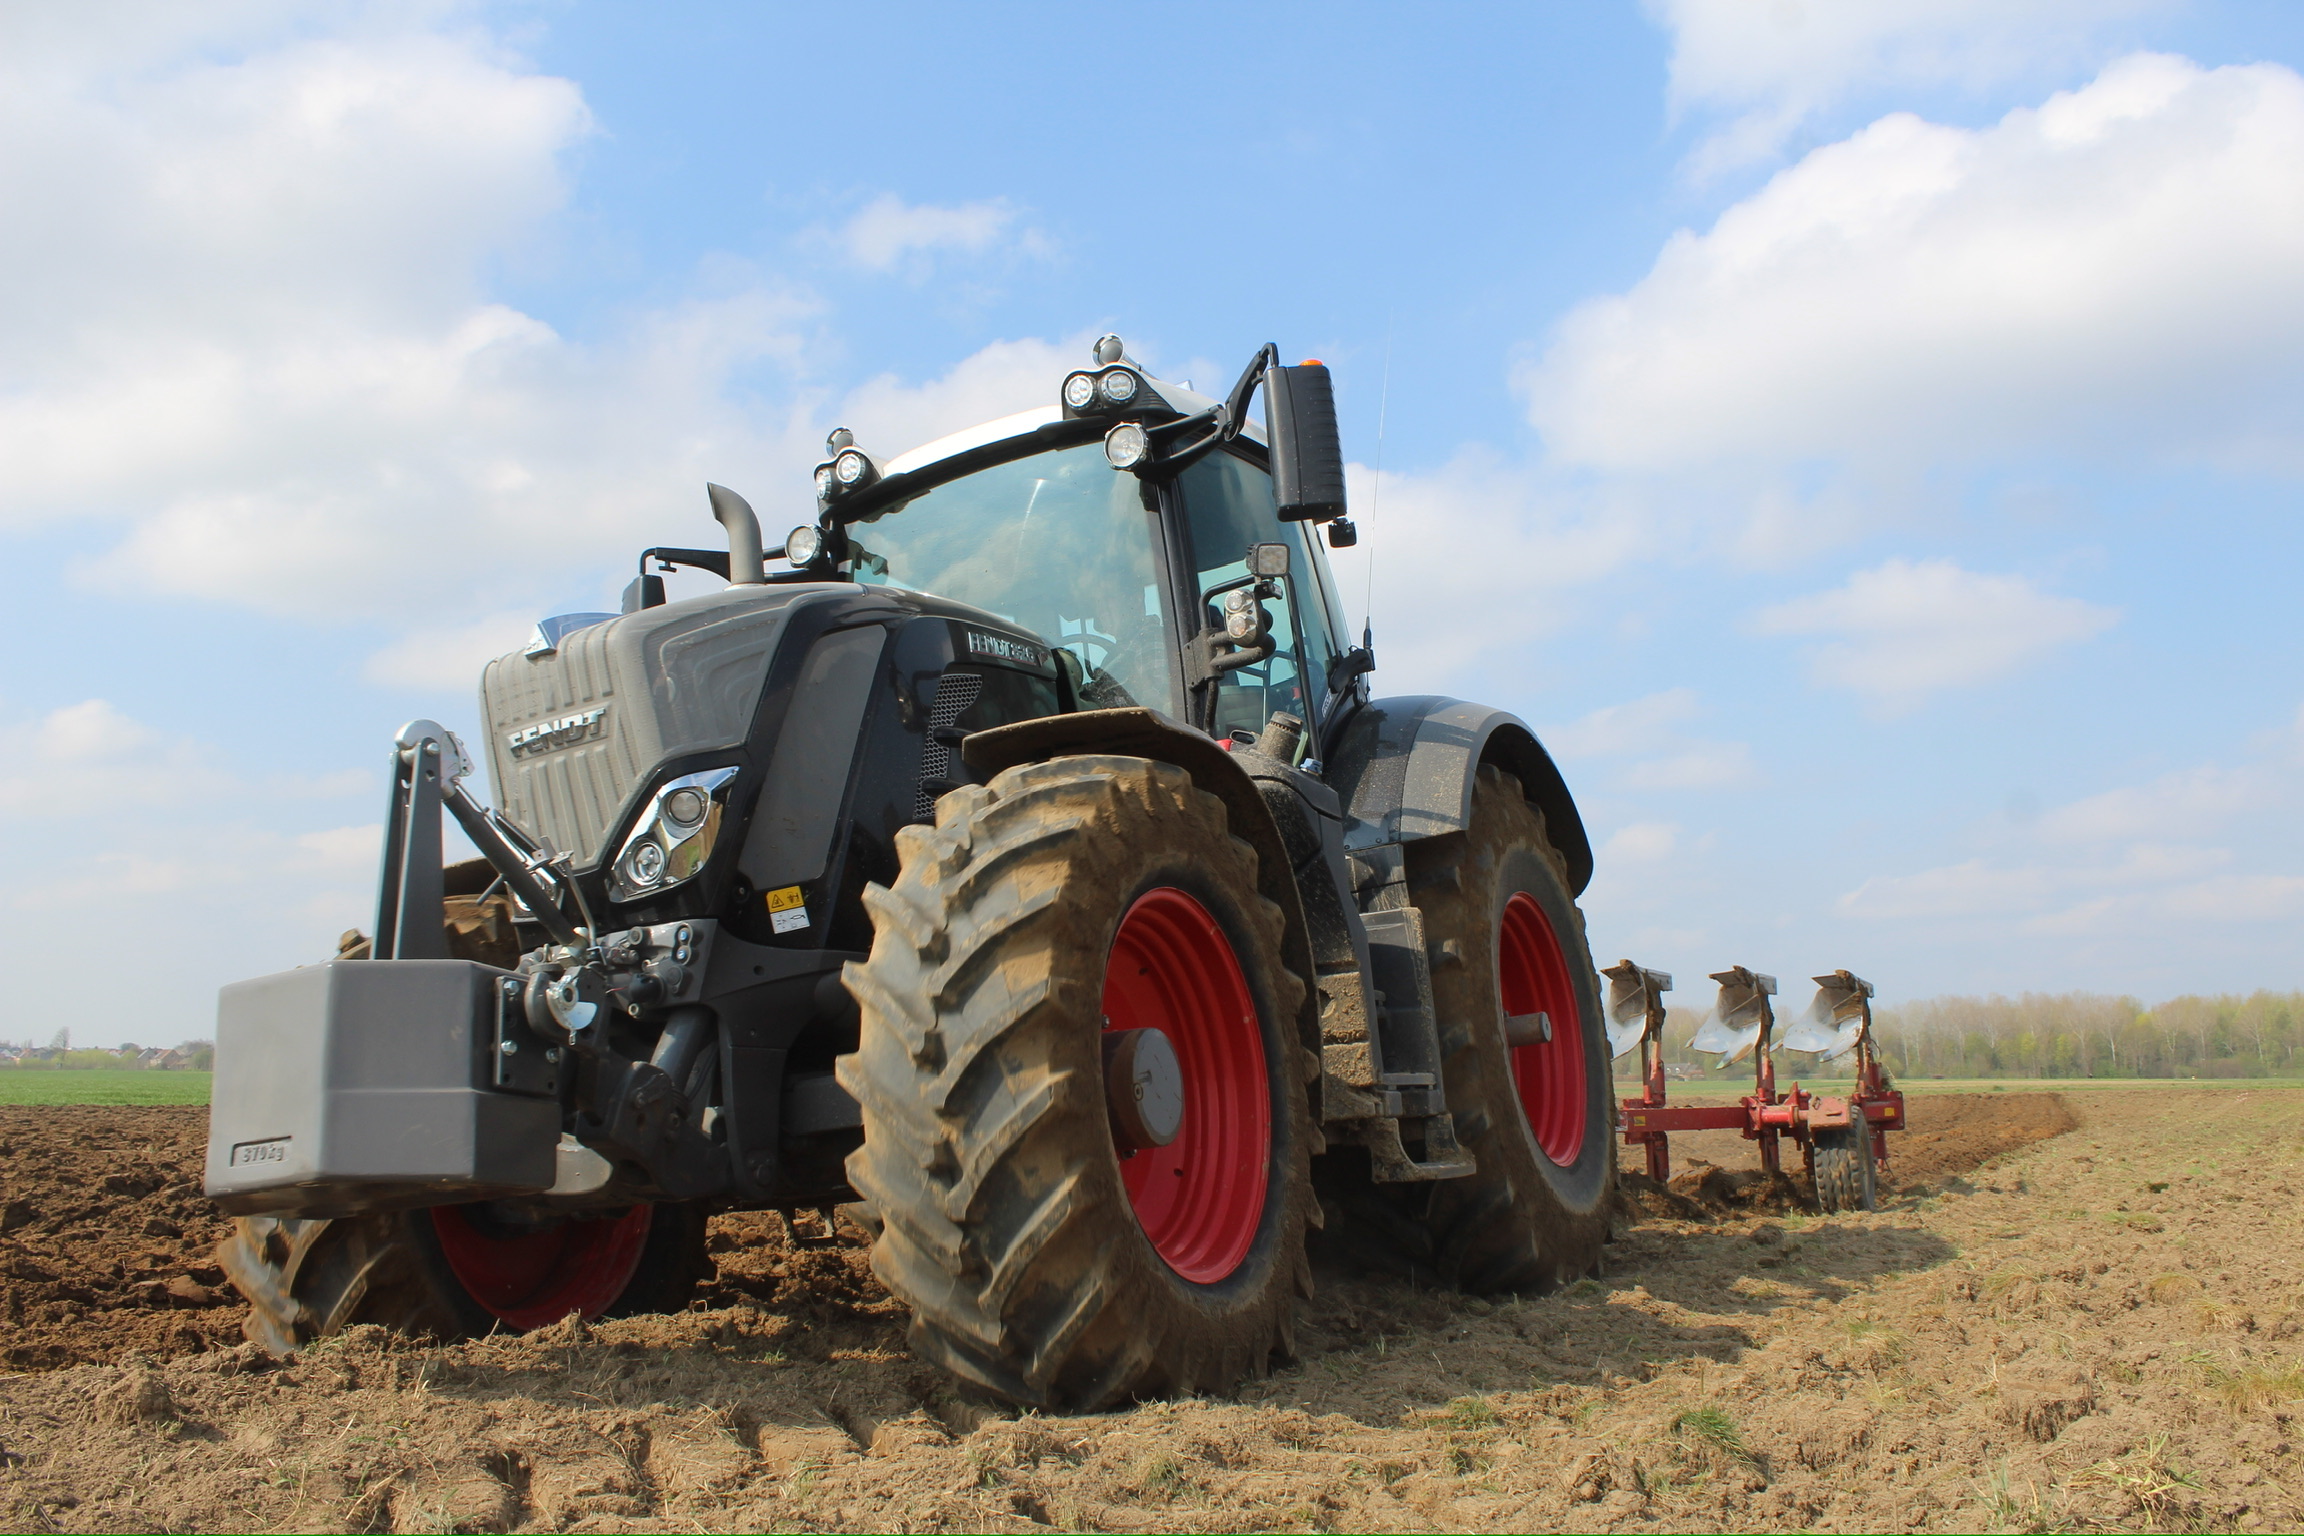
[967,631,1044,668]
[508,707,608,758]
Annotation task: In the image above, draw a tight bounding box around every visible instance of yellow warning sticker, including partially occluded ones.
[767,884,809,935]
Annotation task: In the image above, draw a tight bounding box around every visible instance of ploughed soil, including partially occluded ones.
[3,1088,2299,1533]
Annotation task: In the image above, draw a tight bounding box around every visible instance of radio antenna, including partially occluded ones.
[1362,317,1391,643]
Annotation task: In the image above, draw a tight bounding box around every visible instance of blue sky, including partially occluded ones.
[5,1,2303,1044]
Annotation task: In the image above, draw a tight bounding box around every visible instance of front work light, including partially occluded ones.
[1099,368,1140,405]
[784,524,824,565]
[609,766,740,903]
[1063,371,1098,410]
[834,449,871,485]
[1104,421,1151,469]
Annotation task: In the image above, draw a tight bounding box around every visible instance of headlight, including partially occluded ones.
[621,839,667,888]
[608,766,739,904]
[1104,420,1151,470]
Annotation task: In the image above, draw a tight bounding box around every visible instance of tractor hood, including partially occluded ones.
[478,583,846,865]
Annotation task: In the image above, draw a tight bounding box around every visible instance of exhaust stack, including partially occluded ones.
[707,482,767,585]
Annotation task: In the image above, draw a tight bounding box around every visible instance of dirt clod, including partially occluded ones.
[94,1363,173,1425]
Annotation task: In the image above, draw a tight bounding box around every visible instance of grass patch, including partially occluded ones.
[0,1069,210,1106]
[1132,1451,1190,1499]
[1444,1395,1499,1429]
[2199,1356,2304,1413]
[2072,1435,2201,1522]
[1669,1404,1752,1464]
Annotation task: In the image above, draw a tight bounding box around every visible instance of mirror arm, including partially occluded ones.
[1221,343,1279,435]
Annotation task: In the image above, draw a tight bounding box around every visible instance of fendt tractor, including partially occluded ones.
[205,335,1613,1409]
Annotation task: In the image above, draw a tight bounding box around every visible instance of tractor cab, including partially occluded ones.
[636,336,1371,761]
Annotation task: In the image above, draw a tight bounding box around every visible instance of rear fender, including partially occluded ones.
[1324,696,1593,895]
[961,708,1326,1109]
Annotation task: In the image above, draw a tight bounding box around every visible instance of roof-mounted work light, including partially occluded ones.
[811,426,881,508]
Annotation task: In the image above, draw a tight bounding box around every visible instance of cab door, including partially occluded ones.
[1173,449,1350,754]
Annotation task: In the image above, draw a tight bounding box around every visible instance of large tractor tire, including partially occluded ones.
[1813,1124,1877,1213]
[839,754,1316,1410]
[219,1201,710,1355]
[1390,764,1616,1292]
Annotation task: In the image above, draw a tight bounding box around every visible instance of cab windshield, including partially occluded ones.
[844,441,1179,715]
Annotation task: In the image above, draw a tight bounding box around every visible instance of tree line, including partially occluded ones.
[1623,989,2304,1082]
[1870,990,2304,1080]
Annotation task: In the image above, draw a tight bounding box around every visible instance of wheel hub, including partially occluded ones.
[1103,1027,1185,1150]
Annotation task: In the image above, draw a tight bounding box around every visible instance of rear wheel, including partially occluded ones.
[839,754,1315,1409]
[1813,1124,1877,1213]
[1394,765,1615,1291]
[219,1200,709,1354]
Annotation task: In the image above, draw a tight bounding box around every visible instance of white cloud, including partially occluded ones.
[832,335,1089,462]
[2037,763,2272,845]
[1752,557,2116,712]
[1840,700,2304,946]
[1548,688,1698,757]
[296,823,382,872]
[1654,0,2167,173]
[1328,450,1651,692]
[1603,821,1681,862]
[834,193,1048,273]
[364,609,538,691]
[1626,742,1758,791]
[1544,688,1758,791]
[0,699,227,812]
[35,698,154,762]
[1522,53,2304,531]
[0,15,835,629]
[0,695,379,1031]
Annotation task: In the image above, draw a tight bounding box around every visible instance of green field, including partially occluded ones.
[0,1070,212,1106]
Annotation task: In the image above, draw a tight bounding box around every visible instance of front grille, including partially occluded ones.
[914,670,983,821]
[479,587,805,864]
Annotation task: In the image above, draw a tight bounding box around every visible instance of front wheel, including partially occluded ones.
[839,754,1315,1410]
[219,1201,710,1354]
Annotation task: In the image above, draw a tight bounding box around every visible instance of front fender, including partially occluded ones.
[1324,696,1593,895]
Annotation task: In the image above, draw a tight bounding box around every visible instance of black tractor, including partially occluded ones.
[205,335,1612,1409]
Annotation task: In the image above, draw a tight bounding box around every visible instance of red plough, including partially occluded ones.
[1609,963,1906,1212]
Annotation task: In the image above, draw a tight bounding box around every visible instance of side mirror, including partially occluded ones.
[1265,362,1346,523]
[621,572,665,613]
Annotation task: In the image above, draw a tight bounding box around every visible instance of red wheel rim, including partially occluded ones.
[1101,887,1271,1284]
[1500,892,1588,1166]
[429,1204,651,1329]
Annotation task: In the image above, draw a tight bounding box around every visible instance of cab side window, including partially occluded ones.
[1176,452,1342,746]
